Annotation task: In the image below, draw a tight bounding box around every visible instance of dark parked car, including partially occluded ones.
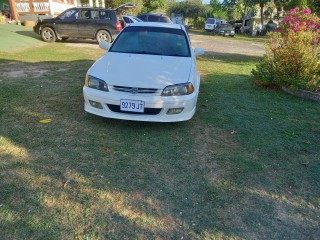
[216,24,235,37]
[136,13,172,23]
[123,15,143,24]
[33,3,134,43]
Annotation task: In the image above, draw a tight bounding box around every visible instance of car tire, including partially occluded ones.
[96,30,111,43]
[41,27,56,43]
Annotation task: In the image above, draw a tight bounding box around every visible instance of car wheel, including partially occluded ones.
[96,30,111,43]
[41,27,56,43]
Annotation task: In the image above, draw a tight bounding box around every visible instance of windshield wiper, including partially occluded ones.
[125,51,164,55]
[166,53,187,57]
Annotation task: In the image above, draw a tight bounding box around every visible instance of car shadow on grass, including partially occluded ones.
[16,31,99,45]
[16,30,42,40]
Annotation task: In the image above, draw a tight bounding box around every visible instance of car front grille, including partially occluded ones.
[107,104,162,115]
[112,85,158,94]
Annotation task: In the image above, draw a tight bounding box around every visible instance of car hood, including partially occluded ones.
[88,52,193,88]
[38,17,56,23]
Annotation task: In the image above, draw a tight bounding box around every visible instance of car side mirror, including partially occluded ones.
[99,41,109,51]
[194,48,204,56]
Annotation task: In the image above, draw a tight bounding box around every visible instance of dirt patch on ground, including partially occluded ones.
[0,62,68,79]
[189,32,265,56]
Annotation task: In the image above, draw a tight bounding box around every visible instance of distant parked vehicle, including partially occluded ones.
[216,24,235,37]
[123,15,143,24]
[204,18,226,31]
[137,13,172,23]
[33,3,134,43]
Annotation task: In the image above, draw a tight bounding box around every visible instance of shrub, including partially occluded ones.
[252,8,320,91]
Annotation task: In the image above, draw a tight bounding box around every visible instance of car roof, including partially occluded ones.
[74,7,109,10]
[138,13,165,16]
[126,22,183,29]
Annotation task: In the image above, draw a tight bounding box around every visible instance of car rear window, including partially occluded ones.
[160,16,172,23]
[110,26,191,57]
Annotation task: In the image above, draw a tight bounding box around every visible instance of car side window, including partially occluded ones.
[60,9,79,19]
[99,10,111,20]
[137,15,147,21]
[148,15,158,22]
[81,10,92,20]
[91,10,99,20]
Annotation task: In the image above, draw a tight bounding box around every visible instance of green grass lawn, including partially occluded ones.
[0,24,46,52]
[0,29,319,239]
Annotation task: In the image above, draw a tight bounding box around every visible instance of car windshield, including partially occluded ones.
[206,19,215,24]
[109,26,191,57]
[219,24,233,30]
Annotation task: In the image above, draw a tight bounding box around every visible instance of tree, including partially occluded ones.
[141,0,166,13]
[209,0,228,19]
[168,0,207,22]
[274,0,315,11]
[254,0,269,26]
[287,0,309,9]
[313,0,320,15]
[223,0,256,20]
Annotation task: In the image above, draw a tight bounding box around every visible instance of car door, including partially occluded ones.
[96,10,120,37]
[76,9,99,38]
[55,9,79,37]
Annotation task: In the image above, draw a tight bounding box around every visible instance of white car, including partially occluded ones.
[123,15,143,24]
[204,18,226,31]
[205,18,217,31]
[83,22,204,122]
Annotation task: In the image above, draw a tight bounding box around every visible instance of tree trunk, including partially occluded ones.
[260,3,264,28]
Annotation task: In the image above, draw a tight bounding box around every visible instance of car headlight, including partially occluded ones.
[161,83,194,96]
[85,75,109,92]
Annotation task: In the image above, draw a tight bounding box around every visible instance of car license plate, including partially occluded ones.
[120,99,144,113]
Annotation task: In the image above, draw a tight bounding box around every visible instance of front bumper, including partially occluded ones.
[83,86,198,122]
[219,31,235,36]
